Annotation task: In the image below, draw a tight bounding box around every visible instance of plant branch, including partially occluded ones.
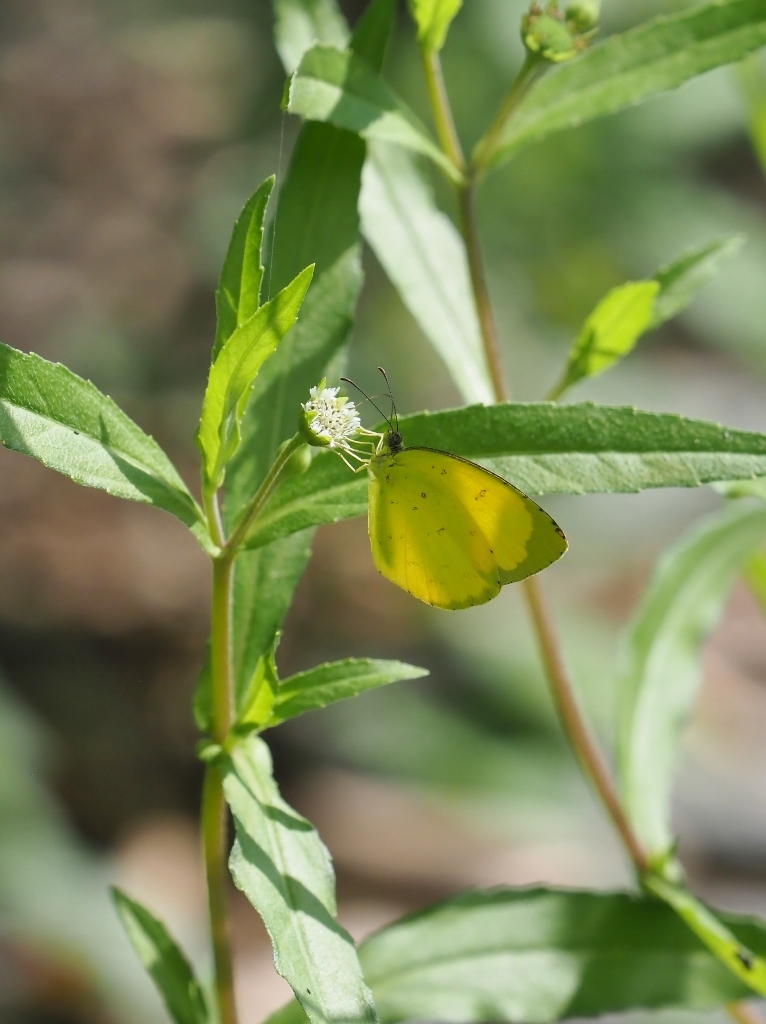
[421,49,465,174]
[200,499,238,1024]
[421,40,650,877]
[225,434,305,557]
[472,52,546,177]
[523,576,649,872]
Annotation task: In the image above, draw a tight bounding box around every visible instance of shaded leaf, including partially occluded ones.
[287,45,461,182]
[409,0,463,52]
[487,0,766,171]
[112,888,208,1024]
[266,887,766,1024]
[265,658,429,727]
[0,341,209,549]
[238,632,281,729]
[652,235,745,328]
[549,281,659,399]
[242,402,766,549]
[223,734,376,1024]
[214,177,274,360]
[619,503,766,860]
[360,142,493,405]
[198,266,314,489]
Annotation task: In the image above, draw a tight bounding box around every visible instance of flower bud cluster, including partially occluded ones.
[521,1,598,63]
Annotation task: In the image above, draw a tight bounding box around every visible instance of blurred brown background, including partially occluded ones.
[2,1,766,1022]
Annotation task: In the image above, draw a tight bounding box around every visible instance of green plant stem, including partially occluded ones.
[201,495,238,1024]
[422,34,650,876]
[472,52,546,177]
[202,762,237,1024]
[421,49,466,173]
[226,434,305,556]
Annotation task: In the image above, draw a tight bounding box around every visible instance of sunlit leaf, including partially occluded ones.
[486,0,766,171]
[197,266,314,489]
[361,142,493,405]
[112,889,208,1024]
[0,341,209,549]
[275,0,349,74]
[265,887,766,1024]
[652,235,745,328]
[242,402,766,549]
[409,0,463,52]
[549,281,659,399]
[213,177,274,360]
[287,45,462,182]
[223,734,376,1024]
[264,658,428,727]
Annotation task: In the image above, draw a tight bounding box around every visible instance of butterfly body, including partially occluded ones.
[367,433,567,610]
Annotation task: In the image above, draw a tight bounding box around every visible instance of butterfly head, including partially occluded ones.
[385,429,404,454]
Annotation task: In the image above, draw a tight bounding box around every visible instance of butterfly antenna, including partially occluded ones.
[340,377,393,431]
[377,367,398,431]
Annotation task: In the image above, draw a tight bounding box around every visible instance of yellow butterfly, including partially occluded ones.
[339,374,567,610]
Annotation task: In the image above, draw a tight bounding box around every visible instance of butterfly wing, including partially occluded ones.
[368,447,566,609]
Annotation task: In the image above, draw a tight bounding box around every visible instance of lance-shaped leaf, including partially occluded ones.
[275,0,349,74]
[242,402,766,549]
[0,341,210,548]
[223,734,377,1024]
[265,887,766,1024]
[213,177,274,360]
[361,142,494,405]
[198,266,314,489]
[263,658,428,728]
[409,0,463,52]
[651,235,745,328]
[226,0,395,701]
[111,888,208,1024]
[287,45,462,183]
[485,0,766,171]
[619,502,766,860]
[548,281,659,400]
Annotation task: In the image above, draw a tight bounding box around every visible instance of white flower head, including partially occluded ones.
[302,383,361,446]
[300,380,379,469]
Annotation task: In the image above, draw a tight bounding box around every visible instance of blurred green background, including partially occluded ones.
[2,1,766,1022]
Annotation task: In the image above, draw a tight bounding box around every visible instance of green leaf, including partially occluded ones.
[409,0,463,52]
[213,177,275,360]
[646,875,766,998]
[242,402,766,549]
[360,142,494,405]
[744,547,766,611]
[549,281,659,399]
[198,266,314,489]
[111,888,208,1024]
[231,533,315,713]
[739,52,766,172]
[651,235,745,328]
[275,0,349,74]
[0,341,209,549]
[238,632,281,729]
[227,0,395,697]
[223,733,377,1024]
[287,45,462,183]
[264,658,429,728]
[486,0,766,171]
[266,887,766,1024]
[618,502,766,860]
